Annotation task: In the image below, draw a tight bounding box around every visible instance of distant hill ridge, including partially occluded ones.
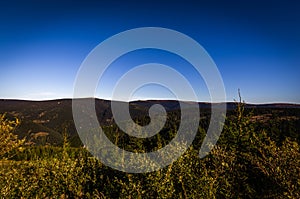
[1,98,299,109]
[0,98,299,146]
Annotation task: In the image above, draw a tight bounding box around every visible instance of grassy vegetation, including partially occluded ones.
[0,100,299,198]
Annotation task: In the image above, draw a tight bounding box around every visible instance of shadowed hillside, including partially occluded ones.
[0,98,299,146]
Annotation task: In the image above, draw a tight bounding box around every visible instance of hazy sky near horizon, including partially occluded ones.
[0,0,299,103]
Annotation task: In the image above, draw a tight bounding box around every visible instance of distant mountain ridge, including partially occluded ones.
[1,98,299,108]
[0,98,299,146]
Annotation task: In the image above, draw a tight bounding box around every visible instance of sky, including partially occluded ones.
[0,0,299,103]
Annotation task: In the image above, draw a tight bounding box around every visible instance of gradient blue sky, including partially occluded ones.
[0,0,299,103]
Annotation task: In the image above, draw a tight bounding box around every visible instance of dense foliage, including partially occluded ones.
[0,101,299,198]
[0,113,25,160]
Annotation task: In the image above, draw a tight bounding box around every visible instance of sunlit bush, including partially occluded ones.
[0,113,25,159]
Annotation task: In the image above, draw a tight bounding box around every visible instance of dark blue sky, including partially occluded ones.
[0,0,299,103]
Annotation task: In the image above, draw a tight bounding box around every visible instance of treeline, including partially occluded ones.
[0,102,299,198]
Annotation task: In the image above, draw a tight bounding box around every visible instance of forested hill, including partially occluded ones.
[0,98,299,146]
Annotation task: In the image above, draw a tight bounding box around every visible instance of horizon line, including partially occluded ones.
[1,97,300,106]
